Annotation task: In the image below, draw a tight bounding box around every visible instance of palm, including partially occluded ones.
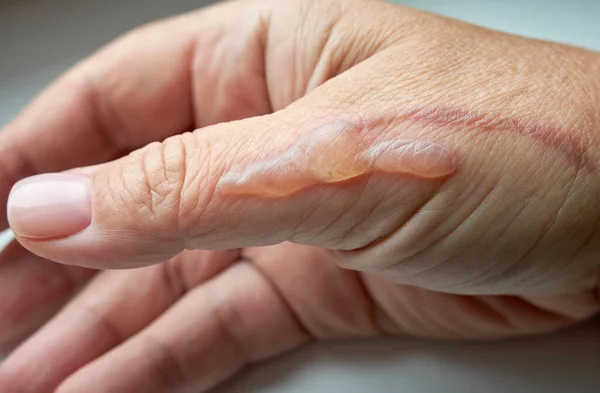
[243,244,596,340]
[1,241,595,392]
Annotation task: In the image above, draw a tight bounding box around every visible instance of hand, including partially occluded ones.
[1,0,599,391]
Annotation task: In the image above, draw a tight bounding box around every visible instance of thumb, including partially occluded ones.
[7,108,456,269]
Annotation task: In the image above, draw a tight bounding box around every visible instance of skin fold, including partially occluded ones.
[0,0,599,392]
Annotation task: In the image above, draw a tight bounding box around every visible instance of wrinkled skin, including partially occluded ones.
[1,0,600,392]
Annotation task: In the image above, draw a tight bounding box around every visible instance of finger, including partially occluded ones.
[4,0,404,268]
[0,238,94,353]
[242,243,383,339]
[0,249,238,393]
[7,97,451,269]
[0,0,273,229]
[54,262,310,393]
[0,17,194,229]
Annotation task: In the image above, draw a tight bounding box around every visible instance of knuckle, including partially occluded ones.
[108,135,191,231]
[140,333,189,390]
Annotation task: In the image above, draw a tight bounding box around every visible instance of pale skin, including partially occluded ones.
[1,0,600,391]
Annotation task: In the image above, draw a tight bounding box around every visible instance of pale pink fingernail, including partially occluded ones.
[7,174,92,239]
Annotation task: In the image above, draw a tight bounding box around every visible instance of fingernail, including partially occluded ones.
[7,174,92,239]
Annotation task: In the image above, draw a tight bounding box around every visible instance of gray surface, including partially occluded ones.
[215,326,600,393]
[1,0,600,392]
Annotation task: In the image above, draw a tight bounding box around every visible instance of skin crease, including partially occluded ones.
[0,0,599,392]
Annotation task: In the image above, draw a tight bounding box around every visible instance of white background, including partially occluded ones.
[1,0,599,392]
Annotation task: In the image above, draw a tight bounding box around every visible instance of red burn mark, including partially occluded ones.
[361,107,591,170]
